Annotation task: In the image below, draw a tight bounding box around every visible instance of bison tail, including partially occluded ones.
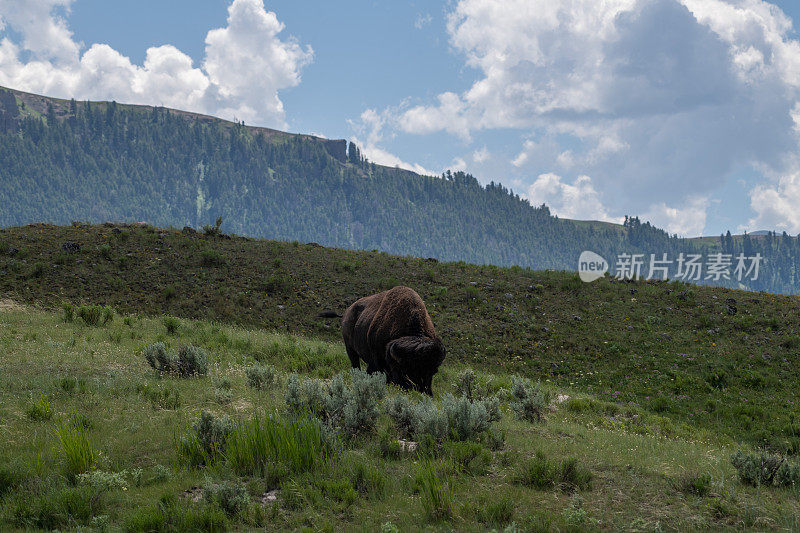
[315,309,342,319]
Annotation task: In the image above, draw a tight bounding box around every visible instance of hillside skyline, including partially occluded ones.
[4,1,800,237]
[0,83,785,242]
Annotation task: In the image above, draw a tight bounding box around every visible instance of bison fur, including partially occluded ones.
[341,286,445,395]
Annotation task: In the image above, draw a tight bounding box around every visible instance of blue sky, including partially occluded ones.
[3,0,800,237]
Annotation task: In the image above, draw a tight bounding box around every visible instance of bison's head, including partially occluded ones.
[385,336,446,395]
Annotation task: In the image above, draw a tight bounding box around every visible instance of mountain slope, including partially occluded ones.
[3,85,800,293]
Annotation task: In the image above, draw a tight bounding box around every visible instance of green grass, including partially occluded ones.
[55,423,98,477]
[1,245,800,528]
[225,413,324,475]
[2,223,800,453]
[417,460,455,522]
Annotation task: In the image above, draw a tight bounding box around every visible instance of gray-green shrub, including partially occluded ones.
[285,369,387,435]
[143,343,175,373]
[731,450,800,487]
[178,411,231,467]
[386,393,502,442]
[246,364,276,390]
[204,480,249,517]
[510,377,549,422]
[143,343,208,377]
[177,345,209,376]
[442,394,491,441]
[385,395,447,441]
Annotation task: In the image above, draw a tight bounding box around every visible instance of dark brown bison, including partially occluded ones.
[342,286,445,395]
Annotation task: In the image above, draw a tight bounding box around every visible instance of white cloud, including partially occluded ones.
[399,91,472,140]
[414,13,432,30]
[349,108,436,175]
[0,0,78,63]
[747,173,800,232]
[642,196,709,237]
[385,0,800,231]
[524,173,622,223]
[472,146,489,163]
[449,157,467,172]
[523,171,708,236]
[0,0,312,127]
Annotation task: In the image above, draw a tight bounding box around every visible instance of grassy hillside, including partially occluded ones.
[2,223,800,458]
[6,85,800,293]
[1,303,799,531]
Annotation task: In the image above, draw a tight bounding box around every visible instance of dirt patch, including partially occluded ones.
[260,490,279,505]
[0,299,25,312]
[181,486,204,502]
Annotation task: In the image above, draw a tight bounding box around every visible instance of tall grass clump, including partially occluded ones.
[162,316,180,335]
[56,424,97,477]
[417,460,454,521]
[26,394,52,421]
[349,461,387,500]
[515,450,592,492]
[62,302,75,322]
[510,376,549,422]
[472,496,515,528]
[77,305,113,326]
[225,412,324,475]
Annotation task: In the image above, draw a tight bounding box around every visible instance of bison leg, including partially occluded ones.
[345,345,361,369]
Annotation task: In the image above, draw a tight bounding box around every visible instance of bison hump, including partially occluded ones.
[367,286,436,348]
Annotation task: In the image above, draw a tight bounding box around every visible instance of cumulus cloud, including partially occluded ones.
[0,0,312,127]
[0,0,78,63]
[386,0,800,234]
[643,196,710,237]
[348,108,436,175]
[524,173,622,224]
[472,146,489,163]
[747,173,800,232]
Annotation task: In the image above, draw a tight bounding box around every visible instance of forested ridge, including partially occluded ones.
[2,86,800,293]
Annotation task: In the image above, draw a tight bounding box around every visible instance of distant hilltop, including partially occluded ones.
[2,85,800,294]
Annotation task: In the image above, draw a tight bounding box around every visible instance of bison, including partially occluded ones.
[341,286,445,395]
